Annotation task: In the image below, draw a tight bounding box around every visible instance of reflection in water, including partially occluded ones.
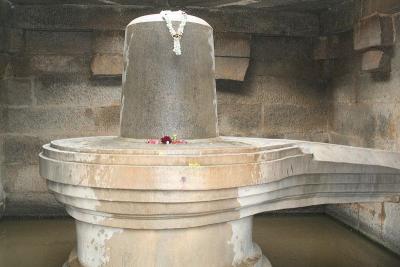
[0,215,399,267]
[0,219,75,267]
[254,215,400,267]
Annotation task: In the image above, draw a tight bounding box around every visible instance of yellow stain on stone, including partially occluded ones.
[189,162,201,167]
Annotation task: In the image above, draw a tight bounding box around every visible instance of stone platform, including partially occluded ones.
[40,136,400,267]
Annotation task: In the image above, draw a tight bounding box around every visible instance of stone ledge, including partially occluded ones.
[354,13,394,51]
[11,5,319,36]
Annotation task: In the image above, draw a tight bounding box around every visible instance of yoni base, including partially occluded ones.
[64,216,271,267]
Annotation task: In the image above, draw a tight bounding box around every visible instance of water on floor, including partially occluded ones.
[0,214,399,267]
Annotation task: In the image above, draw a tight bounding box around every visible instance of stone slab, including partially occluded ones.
[361,49,390,72]
[11,5,319,36]
[90,54,123,76]
[92,30,124,54]
[4,192,67,217]
[360,0,400,17]
[8,55,91,76]
[218,103,262,136]
[214,32,251,58]
[7,106,120,135]
[25,30,92,55]
[0,78,33,106]
[354,13,394,51]
[215,57,250,81]
[34,75,121,107]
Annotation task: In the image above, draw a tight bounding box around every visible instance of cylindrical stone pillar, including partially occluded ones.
[74,217,270,267]
[120,13,218,139]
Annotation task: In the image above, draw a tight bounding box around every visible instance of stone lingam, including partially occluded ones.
[39,11,400,267]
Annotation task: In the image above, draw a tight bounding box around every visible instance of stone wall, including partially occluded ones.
[0,0,11,217]
[1,30,122,215]
[0,4,326,217]
[0,6,123,216]
[217,36,327,141]
[325,8,400,254]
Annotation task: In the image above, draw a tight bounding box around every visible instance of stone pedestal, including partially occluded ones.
[40,136,400,267]
[39,12,400,267]
[75,217,269,267]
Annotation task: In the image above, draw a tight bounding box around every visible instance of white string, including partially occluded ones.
[160,10,188,55]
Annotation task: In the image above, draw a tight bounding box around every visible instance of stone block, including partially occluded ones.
[361,0,400,17]
[215,57,249,81]
[92,105,121,133]
[326,203,360,229]
[313,36,340,60]
[25,30,92,54]
[333,201,400,255]
[314,32,354,61]
[319,1,355,34]
[328,131,364,147]
[12,5,319,36]
[9,55,90,76]
[257,76,326,106]
[0,53,11,78]
[358,202,385,237]
[0,189,4,217]
[12,5,151,31]
[0,0,11,26]
[0,182,4,217]
[391,42,400,75]
[4,192,66,217]
[6,106,120,135]
[0,27,6,52]
[3,135,44,164]
[382,202,400,254]
[206,10,319,36]
[3,163,47,193]
[218,103,262,136]
[6,28,24,54]
[263,103,327,136]
[34,75,121,107]
[371,137,399,151]
[329,103,397,145]
[361,49,390,72]
[250,36,317,80]
[91,54,123,76]
[280,131,329,143]
[355,71,400,104]
[330,54,361,78]
[92,31,124,54]
[354,13,394,51]
[0,78,33,106]
[214,33,251,57]
[216,77,260,105]
[30,55,91,74]
[0,107,6,133]
[0,135,4,161]
[330,73,358,104]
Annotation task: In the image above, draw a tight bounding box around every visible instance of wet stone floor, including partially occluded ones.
[0,214,399,267]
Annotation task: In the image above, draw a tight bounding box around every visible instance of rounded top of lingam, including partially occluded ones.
[128,12,211,27]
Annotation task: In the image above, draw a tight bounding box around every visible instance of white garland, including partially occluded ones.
[160,10,187,55]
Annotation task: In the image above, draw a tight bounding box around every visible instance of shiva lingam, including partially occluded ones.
[40,11,400,267]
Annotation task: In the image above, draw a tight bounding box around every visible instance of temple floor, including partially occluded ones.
[0,214,399,267]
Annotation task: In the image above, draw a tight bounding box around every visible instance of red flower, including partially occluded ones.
[161,135,172,144]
